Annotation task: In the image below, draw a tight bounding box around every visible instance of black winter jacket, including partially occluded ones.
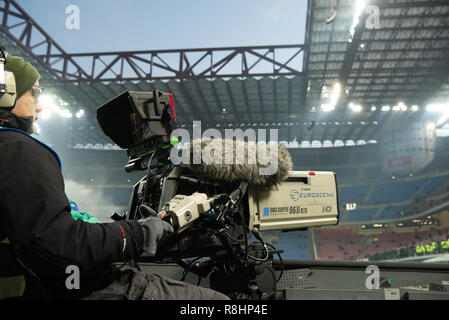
[0,110,144,298]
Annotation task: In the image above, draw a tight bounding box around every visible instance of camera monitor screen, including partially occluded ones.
[97,90,176,158]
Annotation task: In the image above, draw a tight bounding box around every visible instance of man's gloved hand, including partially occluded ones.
[138,205,174,256]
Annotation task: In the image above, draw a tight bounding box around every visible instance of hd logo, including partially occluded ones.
[322,206,332,213]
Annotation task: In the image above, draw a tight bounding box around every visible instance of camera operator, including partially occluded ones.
[0,54,229,300]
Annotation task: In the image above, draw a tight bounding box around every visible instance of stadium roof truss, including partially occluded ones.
[1,0,449,145]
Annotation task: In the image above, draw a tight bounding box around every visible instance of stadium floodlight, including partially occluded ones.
[371,106,376,111]
[349,0,367,39]
[321,83,341,112]
[381,105,390,111]
[38,94,74,120]
[320,103,334,112]
[75,109,85,118]
[411,105,419,111]
[60,109,73,118]
[349,102,362,112]
[392,102,407,112]
[426,103,447,112]
[355,0,367,13]
[426,104,437,112]
[332,83,341,96]
[330,82,341,107]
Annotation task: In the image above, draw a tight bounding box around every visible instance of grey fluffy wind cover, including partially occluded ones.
[187,138,293,186]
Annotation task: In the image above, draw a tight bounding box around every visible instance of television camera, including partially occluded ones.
[97,90,340,299]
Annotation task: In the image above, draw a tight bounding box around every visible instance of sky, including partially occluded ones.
[16,0,308,53]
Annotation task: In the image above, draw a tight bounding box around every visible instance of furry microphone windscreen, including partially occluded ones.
[187,138,293,186]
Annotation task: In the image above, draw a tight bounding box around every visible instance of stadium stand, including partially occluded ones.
[316,227,449,262]
[57,133,449,240]
[376,205,409,220]
[338,185,371,205]
[345,208,379,223]
[277,232,310,260]
[339,171,449,223]
[365,179,425,205]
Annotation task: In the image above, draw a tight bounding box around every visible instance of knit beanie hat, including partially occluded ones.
[4,55,40,99]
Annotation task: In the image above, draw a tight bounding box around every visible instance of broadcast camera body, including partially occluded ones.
[97,90,340,299]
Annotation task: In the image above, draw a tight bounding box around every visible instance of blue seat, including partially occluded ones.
[366,179,426,205]
[377,205,408,220]
[346,208,379,222]
[338,185,371,204]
